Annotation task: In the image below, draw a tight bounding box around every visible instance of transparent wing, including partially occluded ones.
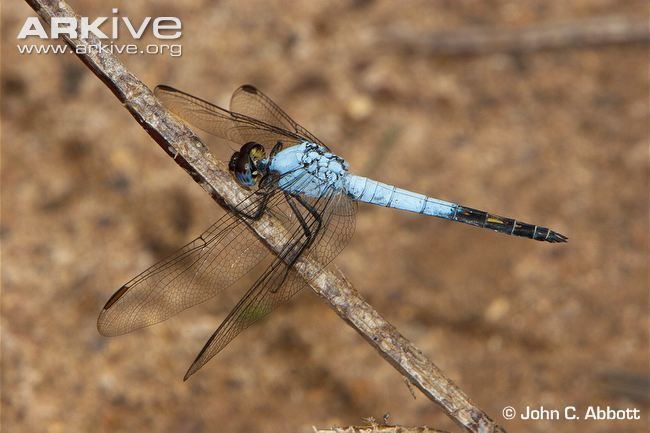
[230,85,329,150]
[97,185,287,337]
[154,85,309,150]
[184,186,357,379]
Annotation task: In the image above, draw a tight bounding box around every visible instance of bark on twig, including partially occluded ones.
[314,425,448,433]
[24,1,507,432]
[383,17,650,55]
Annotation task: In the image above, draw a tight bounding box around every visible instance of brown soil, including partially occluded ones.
[2,1,647,432]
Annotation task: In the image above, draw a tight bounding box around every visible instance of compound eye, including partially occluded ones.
[228,151,240,173]
[237,161,256,188]
[229,142,266,188]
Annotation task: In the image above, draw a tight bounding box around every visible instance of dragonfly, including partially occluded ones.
[98,84,567,380]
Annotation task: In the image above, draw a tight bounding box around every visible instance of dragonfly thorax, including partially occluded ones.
[269,142,349,198]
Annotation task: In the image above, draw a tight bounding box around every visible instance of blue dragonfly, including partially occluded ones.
[98,84,567,380]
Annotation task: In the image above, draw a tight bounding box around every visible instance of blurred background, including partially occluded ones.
[2,1,648,432]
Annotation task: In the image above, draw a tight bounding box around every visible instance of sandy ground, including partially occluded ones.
[2,1,648,432]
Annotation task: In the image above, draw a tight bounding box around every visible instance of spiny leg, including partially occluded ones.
[270,141,283,158]
[284,192,312,239]
[233,191,274,220]
[265,193,314,294]
[232,173,281,220]
[293,194,323,249]
[271,192,328,293]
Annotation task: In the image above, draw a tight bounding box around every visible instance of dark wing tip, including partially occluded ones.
[240,84,259,94]
[102,284,130,310]
[183,362,200,381]
[97,285,131,336]
[183,336,214,381]
[154,84,177,95]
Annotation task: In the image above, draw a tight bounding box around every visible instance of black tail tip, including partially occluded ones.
[546,231,568,243]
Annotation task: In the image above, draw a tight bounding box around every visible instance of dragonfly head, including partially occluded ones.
[229,142,267,188]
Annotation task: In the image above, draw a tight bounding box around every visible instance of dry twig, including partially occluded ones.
[24,1,507,432]
[314,425,448,433]
[383,16,650,55]
[316,416,449,433]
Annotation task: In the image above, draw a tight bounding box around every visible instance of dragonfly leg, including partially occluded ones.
[267,193,323,294]
[293,194,323,249]
[232,173,281,220]
[270,141,283,158]
[233,190,274,220]
[283,192,325,255]
[284,192,312,239]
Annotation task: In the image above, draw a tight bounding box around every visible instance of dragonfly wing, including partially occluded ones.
[97,188,289,337]
[154,85,307,149]
[184,187,357,379]
[230,85,329,149]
